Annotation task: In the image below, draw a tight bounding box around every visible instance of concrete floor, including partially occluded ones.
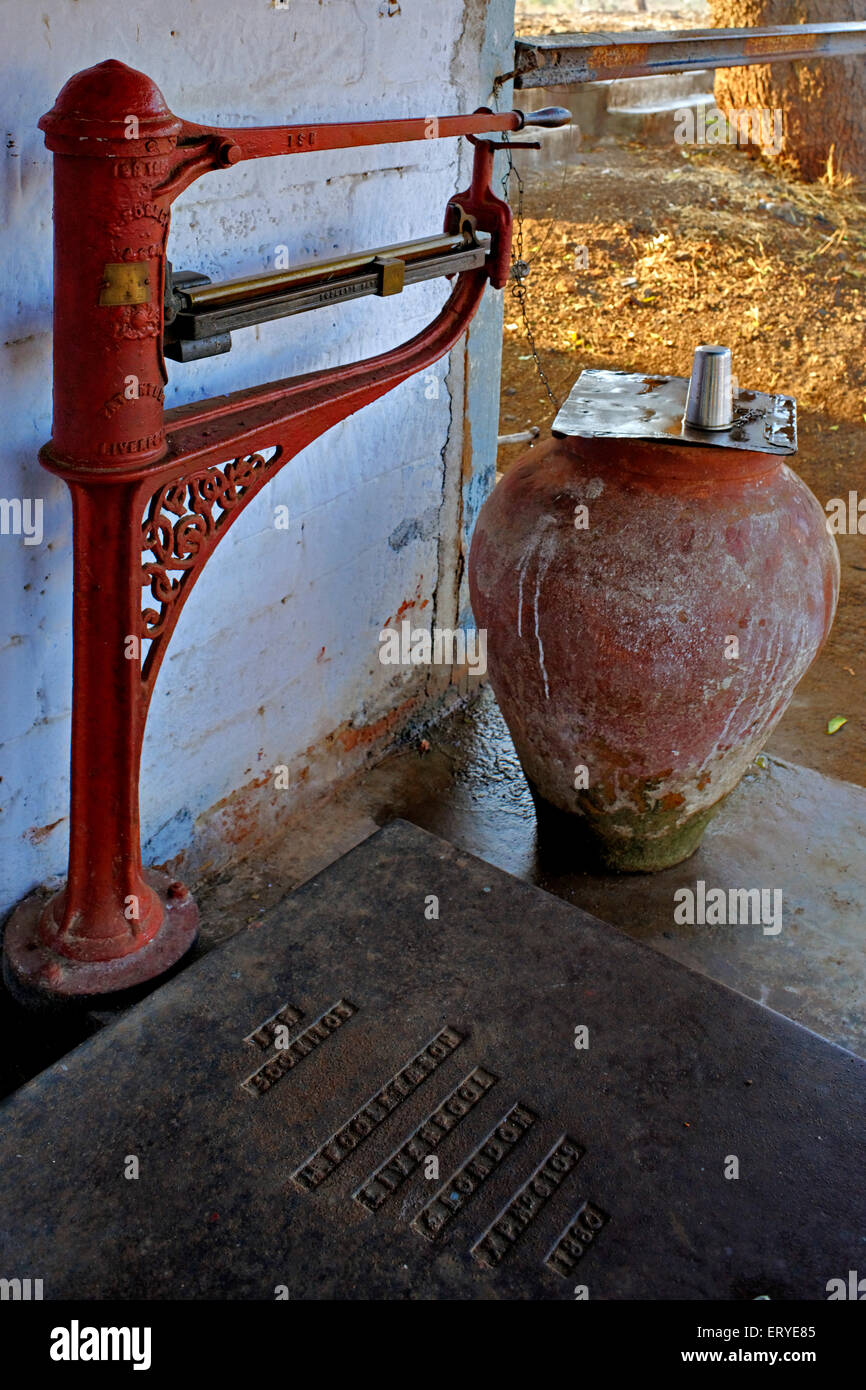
[197,685,866,1059]
[2,683,863,1099]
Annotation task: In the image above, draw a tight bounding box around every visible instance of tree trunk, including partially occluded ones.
[708,0,866,181]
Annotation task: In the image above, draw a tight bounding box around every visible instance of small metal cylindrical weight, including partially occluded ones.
[685,345,734,431]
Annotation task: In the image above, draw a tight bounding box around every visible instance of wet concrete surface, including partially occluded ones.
[195,686,866,1059]
[1,685,863,1098]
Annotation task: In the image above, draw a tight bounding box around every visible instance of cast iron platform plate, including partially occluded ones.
[0,821,863,1300]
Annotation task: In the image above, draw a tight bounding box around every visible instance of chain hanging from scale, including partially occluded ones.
[498,123,564,411]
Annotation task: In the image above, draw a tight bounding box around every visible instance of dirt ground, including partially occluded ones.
[496,130,866,787]
[515,3,711,35]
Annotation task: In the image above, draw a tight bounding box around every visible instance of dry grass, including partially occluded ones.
[500,142,866,424]
[514,3,710,38]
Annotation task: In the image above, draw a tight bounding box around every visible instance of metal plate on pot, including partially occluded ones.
[552,369,797,455]
[0,820,861,1299]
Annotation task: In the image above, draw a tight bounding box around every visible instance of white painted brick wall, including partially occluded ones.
[0,0,512,909]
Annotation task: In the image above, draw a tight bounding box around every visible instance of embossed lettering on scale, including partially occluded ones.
[544,1201,609,1278]
[111,242,162,262]
[412,1103,538,1241]
[113,157,170,179]
[102,383,165,420]
[272,1014,610,1281]
[291,1026,465,1191]
[354,1066,498,1212]
[98,430,165,457]
[240,1000,357,1096]
[320,283,359,303]
[243,1001,305,1052]
[471,1135,584,1269]
[107,203,170,234]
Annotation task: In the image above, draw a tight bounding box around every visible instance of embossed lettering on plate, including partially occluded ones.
[243,1001,304,1051]
[353,1066,498,1212]
[240,999,356,1096]
[291,1026,464,1191]
[470,1134,583,1268]
[545,1200,609,1277]
[411,1102,537,1242]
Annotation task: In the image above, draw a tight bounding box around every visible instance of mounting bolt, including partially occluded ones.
[218,140,241,167]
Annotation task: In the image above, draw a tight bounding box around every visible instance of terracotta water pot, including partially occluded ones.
[469,360,839,871]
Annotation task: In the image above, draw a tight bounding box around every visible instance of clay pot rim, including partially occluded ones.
[558,433,786,486]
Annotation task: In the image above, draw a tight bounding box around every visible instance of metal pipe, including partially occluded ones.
[514,22,866,88]
[497,427,539,445]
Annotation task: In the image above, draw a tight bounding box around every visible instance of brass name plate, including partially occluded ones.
[99,262,152,306]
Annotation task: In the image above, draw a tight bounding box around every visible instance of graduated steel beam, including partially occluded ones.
[513,22,866,88]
